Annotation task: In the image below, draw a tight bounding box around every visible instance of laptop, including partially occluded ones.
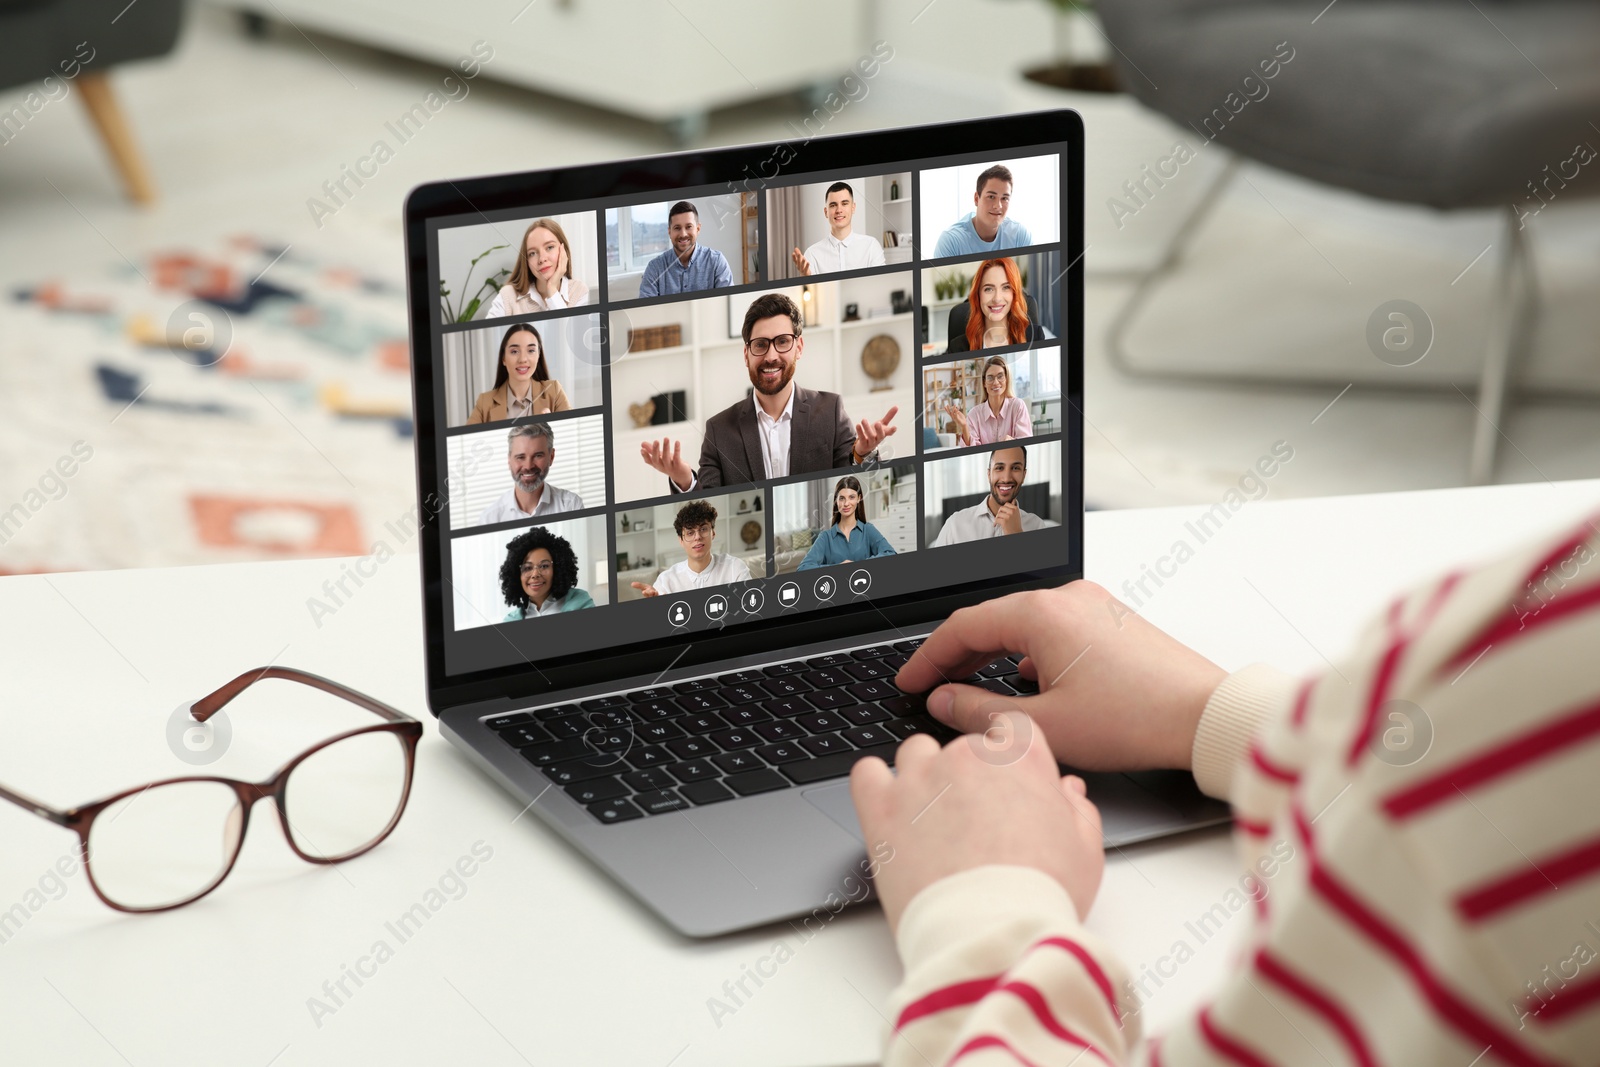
[402,109,1227,937]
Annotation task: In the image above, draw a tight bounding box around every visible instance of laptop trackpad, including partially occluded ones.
[803,783,865,842]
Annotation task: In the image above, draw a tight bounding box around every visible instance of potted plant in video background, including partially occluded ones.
[1014,0,1118,93]
[439,243,510,323]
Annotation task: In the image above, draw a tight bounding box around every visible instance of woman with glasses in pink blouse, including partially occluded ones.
[944,355,1032,448]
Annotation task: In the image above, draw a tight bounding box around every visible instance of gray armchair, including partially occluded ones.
[0,0,186,203]
[1096,0,1600,482]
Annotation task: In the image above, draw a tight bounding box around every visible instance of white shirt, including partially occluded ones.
[931,500,1056,547]
[651,553,753,594]
[754,388,795,480]
[478,483,585,526]
[801,231,885,274]
[484,276,586,319]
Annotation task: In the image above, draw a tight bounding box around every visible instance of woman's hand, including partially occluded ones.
[943,403,971,446]
[895,582,1227,773]
[850,725,1105,936]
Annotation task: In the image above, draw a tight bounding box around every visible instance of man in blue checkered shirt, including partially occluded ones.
[637,201,735,297]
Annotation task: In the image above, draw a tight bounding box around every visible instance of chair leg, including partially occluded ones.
[1467,207,1538,485]
[74,72,156,205]
[1105,152,1243,378]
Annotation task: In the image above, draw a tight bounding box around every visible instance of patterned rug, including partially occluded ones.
[1,236,420,573]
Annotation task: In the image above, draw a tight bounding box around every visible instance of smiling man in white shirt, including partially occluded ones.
[630,499,753,597]
[477,422,585,525]
[931,445,1056,546]
[791,182,886,276]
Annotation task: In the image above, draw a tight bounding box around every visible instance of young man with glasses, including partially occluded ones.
[639,293,898,493]
[629,499,752,597]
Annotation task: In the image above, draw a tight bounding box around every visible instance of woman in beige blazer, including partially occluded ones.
[484,217,590,318]
[468,323,572,424]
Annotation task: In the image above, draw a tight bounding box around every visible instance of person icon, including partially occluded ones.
[672,604,687,624]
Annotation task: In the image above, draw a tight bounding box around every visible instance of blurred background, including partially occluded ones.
[3,0,1597,573]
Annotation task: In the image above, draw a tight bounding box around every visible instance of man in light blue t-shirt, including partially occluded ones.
[932,164,1034,258]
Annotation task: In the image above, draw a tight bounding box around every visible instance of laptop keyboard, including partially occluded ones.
[486,637,1038,824]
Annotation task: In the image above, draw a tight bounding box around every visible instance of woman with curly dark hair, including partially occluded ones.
[499,526,595,620]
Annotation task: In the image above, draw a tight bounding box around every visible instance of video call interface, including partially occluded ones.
[427,147,1072,675]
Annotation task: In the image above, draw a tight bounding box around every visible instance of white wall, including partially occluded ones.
[437,211,599,324]
[450,515,609,630]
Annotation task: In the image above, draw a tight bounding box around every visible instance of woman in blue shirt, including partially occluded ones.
[797,476,897,570]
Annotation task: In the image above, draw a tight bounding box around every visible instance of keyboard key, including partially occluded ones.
[678,691,730,712]
[721,669,766,686]
[978,659,1015,678]
[564,777,627,804]
[886,717,944,740]
[763,661,809,677]
[763,697,814,718]
[629,700,681,723]
[499,724,554,748]
[633,789,689,815]
[637,721,688,743]
[665,735,720,760]
[544,756,628,784]
[851,645,896,660]
[753,719,803,742]
[534,704,581,721]
[674,678,720,694]
[629,687,677,703]
[680,714,724,735]
[801,668,850,689]
[760,676,813,698]
[718,706,771,728]
[678,780,735,806]
[799,733,853,757]
[624,745,673,769]
[725,769,791,796]
[581,695,629,711]
[588,798,642,823]
[880,694,926,717]
[709,728,760,750]
[584,708,631,731]
[543,715,585,739]
[712,751,766,775]
[848,680,898,702]
[587,730,633,756]
[882,653,911,670]
[971,678,1018,696]
[844,660,893,682]
[893,638,925,653]
[839,704,890,725]
[806,689,853,710]
[521,738,591,766]
[724,684,768,706]
[780,744,898,785]
[1011,676,1041,695]
[842,725,895,748]
[755,741,809,764]
[807,653,855,668]
[621,768,676,792]
[795,710,847,734]
[485,712,535,730]
[666,759,719,783]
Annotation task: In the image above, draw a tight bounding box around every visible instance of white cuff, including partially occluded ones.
[1191,663,1298,800]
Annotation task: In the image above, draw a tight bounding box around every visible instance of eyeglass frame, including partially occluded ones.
[744,333,799,357]
[0,665,423,914]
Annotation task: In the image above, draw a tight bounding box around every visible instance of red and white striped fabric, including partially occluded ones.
[883,509,1600,1067]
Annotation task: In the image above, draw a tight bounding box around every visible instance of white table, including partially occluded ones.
[1,479,1595,1066]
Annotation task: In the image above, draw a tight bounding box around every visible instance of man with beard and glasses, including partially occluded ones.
[930,445,1056,546]
[637,201,735,297]
[640,293,899,493]
[478,423,585,525]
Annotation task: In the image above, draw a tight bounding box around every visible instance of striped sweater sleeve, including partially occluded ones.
[883,506,1600,1066]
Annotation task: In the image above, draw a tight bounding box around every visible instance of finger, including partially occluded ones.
[1061,773,1086,796]
[898,596,1038,693]
[630,582,646,590]
[1062,778,1103,842]
[848,754,896,827]
[924,682,1055,741]
[1016,656,1039,682]
[892,733,942,778]
[881,405,899,424]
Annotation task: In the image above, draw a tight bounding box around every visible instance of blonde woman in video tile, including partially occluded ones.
[468,324,571,424]
[944,355,1032,447]
[485,218,590,318]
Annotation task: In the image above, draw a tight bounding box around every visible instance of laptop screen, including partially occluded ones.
[409,115,1082,695]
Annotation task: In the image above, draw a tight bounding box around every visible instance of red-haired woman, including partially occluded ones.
[950,257,1039,352]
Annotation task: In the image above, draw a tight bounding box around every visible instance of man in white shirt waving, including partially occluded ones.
[477,423,585,526]
[631,499,752,597]
[931,445,1056,546]
[791,182,886,276]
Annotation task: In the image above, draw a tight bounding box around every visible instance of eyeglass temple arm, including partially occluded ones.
[0,782,72,826]
[190,666,413,725]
